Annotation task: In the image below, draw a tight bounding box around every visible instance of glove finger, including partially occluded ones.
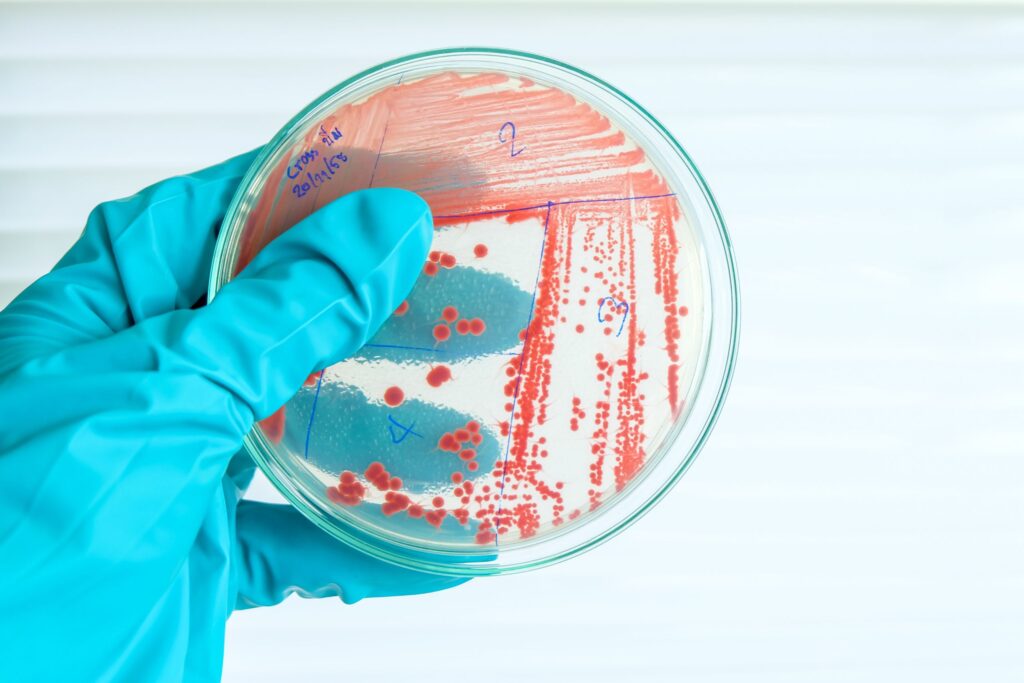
[189,186,433,419]
[232,500,467,608]
[0,150,258,370]
[0,188,431,597]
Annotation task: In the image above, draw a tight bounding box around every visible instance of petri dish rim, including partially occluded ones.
[209,47,741,576]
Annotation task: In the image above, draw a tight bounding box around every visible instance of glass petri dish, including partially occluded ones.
[210,48,739,575]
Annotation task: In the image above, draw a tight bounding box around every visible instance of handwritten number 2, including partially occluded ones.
[499,121,525,157]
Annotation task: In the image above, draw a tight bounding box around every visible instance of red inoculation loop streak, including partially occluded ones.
[238,71,692,546]
[649,195,684,415]
[612,190,645,489]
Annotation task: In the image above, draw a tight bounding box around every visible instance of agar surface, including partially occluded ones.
[246,71,700,547]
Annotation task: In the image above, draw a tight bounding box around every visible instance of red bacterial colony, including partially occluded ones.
[323,424,482,530]
[383,386,405,407]
[364,461,401,491]
[259,406,286,444]
[441,305,459,322]
[474,243,488,258]
[433,324,451,342]
[394,300,409,316]
[426,365,452,387]
[436,420,480,470]
[327,470,366,506]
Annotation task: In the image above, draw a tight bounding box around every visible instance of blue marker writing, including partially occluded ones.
[597,296,630,337]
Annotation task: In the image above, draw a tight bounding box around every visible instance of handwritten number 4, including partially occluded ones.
[499,121,525,158]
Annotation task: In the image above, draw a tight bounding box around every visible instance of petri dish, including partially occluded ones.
[210,48,739,575]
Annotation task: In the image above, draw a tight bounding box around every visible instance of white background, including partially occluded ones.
[2,2,1023,681]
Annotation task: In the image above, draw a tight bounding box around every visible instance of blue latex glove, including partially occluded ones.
[0,150,467,681]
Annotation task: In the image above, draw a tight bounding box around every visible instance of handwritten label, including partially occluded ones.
[319,125,343,146]
[597,296,630,337]
[498,121,525,157]
[289,143,349,199]
[387,414,422,444]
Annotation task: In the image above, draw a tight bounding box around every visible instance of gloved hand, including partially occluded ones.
[0,150,468,681]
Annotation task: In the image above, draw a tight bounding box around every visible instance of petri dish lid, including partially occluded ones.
[210,48,739,575]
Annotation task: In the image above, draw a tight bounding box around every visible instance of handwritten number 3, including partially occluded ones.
[597,296,630,337]
[499,121,525,157]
